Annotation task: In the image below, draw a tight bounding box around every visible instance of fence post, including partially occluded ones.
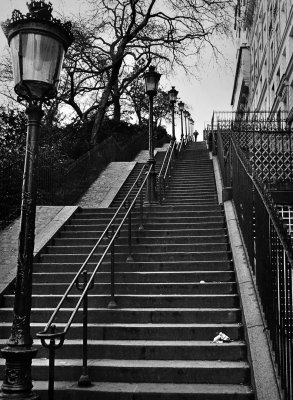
[78,270,92,387]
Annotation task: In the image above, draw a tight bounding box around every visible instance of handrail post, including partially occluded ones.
[108,225,118,309]
[139,183,144,231]
[48,325,56,400]
[126,207,134,262]
[78,270,91,387]
[159,176,163,205]
[163,178,166,201]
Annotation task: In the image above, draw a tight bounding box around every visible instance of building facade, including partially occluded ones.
[232,0,293,121]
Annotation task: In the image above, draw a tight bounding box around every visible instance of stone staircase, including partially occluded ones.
[110,150,166,207]
[0,142,254,399]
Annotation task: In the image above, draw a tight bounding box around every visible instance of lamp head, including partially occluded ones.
[168,86,178,104]
[1,0,74,102]
[144,65,161,96]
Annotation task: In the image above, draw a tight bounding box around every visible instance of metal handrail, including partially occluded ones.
[163,143,175,181]
[36,163,151,399]
[177,139,183,154]
[37,164,148,340]
[158,145,171,178]
[157,141,176,204]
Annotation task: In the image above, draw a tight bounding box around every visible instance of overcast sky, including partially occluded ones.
[0,0,237,140]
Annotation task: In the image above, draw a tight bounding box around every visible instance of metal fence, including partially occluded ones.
[213,124,293,399]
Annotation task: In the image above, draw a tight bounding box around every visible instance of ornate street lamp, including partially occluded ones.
[178,101,184,143]
[184,110,190,143]
[189,117,194,141]
[168,86,178,146]
[144,65,161,204]
[1,1,73,398]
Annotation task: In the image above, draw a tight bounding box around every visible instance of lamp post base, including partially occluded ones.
[0,347,39,399]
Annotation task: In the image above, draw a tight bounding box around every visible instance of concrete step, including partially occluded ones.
[2,294,239,309]
[33,260,233,273]
[164,200,218,205]
[70,215,225,223]
[38,250,231,263]
[30,282,237,295]
[79,208,223,216]
[54,235,229,245]
[32,270,235,283]
[32,381,254,400]
[45,243,229,255]
[0,359,250,384]
[0,307,241,324]
[0,339,246,361]
[59,228,227,237]
[0,322,243,342]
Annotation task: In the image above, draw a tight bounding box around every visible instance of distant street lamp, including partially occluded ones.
[168,86,178,146]
[144,65,161,204]
[184,110,190,143]
[178,101,184,143]
[1,1,73,398]
[189,117,194,141]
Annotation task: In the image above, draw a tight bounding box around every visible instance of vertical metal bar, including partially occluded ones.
[108,225,117,309]
[139,185,144,231]
[78,270,91,387]
[289,131,293,181]
[48,325,56,400]
[126,208,134,262]
[268,131,271,184]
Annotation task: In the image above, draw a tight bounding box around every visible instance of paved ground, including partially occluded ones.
[0,206,77,296]
[77,162,136,208]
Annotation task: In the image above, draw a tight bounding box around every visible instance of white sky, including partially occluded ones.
[0,0,236,140]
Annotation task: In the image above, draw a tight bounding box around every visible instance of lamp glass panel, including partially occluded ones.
[10,32,64,98]
[145,76,156,93]
[10,34,21,85]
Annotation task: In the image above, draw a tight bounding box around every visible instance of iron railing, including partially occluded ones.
[157,137,187,204]
[213,114,293,187]
[212,110,290,131]
[157,141,176,204]
[36,163,151,400]
[213,126,293,399]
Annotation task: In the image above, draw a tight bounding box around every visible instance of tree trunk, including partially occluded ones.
[135,106,142,125]
[113,80,121,122]
[91,58,123,144]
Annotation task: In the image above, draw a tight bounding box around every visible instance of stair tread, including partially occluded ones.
[1,307,241,312]
[33,381,254,394]
[0,358,249,368]
[0,339,246,346]
[0,322,243,328]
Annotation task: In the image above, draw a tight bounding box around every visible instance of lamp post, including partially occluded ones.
[1,1,73,398]
[184,110,190,143]
[168,86,178,146]
[189,117,194,141]
[178,101,184,143]
[144,65,161,204]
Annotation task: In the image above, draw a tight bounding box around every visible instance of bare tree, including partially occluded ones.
[83,0,234,143]
[0,0,234,144]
